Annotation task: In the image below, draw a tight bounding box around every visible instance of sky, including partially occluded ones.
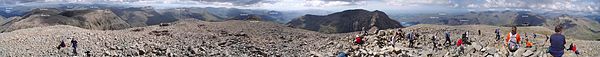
[0,0,599,13]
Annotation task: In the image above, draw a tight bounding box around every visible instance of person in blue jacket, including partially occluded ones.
[549,25,566,57]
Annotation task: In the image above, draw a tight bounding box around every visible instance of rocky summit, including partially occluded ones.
[287,9,403,33]
[0,20,598,56]
[0,1,599,57]
[0,20,353,56]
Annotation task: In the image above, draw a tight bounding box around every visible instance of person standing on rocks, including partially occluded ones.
[395,28,404,41]
[431,34,438,50]
[478,30,481,35]
[461,32,470,45]
[495,28,501,41]
[406,32,415,47]
[72,38,78,55]
[362,27,368,36]
[533,33,538,39]
[505,26,521,52]
[445,32,451,46]
[549,25,566,57]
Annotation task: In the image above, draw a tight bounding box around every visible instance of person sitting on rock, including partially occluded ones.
[57,40,66,49]
[337,51,347,57]
[355,35,364,45]
[505,26,521,52]
[456,38,464,54]
[566,43,580,55]
[457,38,463,46]
[549,25,566,57]
[525,38,533,48]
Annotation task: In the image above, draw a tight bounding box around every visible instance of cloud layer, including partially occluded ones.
[0,0,598,12]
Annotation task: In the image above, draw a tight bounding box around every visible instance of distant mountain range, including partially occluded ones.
[0,8,131,32]
[0,5,300,32]
[0,4,598,40]
[544,15,600,40]
[400,11,546,26]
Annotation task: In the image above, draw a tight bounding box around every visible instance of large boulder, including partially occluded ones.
[287,9,403,33]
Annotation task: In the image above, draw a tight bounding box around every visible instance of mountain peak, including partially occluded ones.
[287,9,402,33]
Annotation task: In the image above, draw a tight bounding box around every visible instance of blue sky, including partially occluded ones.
[0,0,598,13]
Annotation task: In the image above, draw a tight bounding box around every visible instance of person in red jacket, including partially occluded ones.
[355,35,363,45]
[457,39,463,46]
[567,43,580,55]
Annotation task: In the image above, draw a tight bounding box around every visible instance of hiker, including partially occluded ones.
[505,26,521,52]
[407,32,415,47]
[432,34,438,49]
[566,43,580,55]
[525,32,529,39]
[389,29,398,45]
[461,32,470,45]
[456,38,464,54]
[390,36,396,45]
[72,38,78,55]
[396,28,404,40]
[549,25,566,57]
[362,27,368,36]
[533,33,538,39]
[525,38,533,48]
[414,30,421,38]
[56,40,66,49]
[337,52,347,57]
[355,35,364,45]
[445,32,451,45]
[495,28,501,41]
[478,30,481,35]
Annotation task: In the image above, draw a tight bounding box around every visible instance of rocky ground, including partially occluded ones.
[343,24,600,57]
[0,20,354,56]
[0,19,598,57]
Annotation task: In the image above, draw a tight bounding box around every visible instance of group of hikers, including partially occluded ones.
[349,25,580,57]
[57,36,79,56]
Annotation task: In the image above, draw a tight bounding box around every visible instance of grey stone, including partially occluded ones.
[522,50,534,56]
[472,44,482,51]
[486,55,494,57]
[486,47,497,54]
